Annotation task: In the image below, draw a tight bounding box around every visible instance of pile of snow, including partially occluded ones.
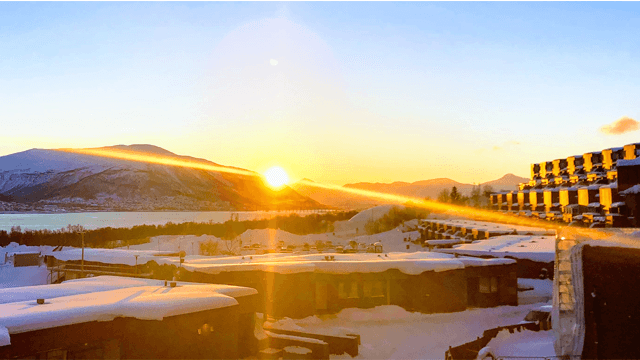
[348,228,422,253]
[518,278,553,305]
[333,205,401,235]
[479,328,556,358]
[266,303,552,359]
[437,235,555,263]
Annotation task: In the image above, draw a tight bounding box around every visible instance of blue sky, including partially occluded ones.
[1,2,639,185]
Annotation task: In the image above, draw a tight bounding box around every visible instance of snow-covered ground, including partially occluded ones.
[479,328,556,358]
[0,243,53,289]
[263,303,554,359]
[518,278,553,305]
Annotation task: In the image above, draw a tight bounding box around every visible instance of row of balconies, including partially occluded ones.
[528,143,640,185]
[490,183,628,226]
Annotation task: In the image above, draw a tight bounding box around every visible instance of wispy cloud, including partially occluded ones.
[600,116,640,135]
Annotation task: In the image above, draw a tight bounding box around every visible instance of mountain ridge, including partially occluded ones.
[290,173,528,209]
[0,145,321,212]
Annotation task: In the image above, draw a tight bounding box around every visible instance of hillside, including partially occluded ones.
[0,145,322,212]
[290,173,528,209]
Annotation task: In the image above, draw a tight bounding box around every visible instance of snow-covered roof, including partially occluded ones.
[621,184,640,195]
[164,251,514,276]
[50,248,173,266]
[436,235,555,263]
[618,158,640,167]
[0,277,258,345]
[0,275,256,305]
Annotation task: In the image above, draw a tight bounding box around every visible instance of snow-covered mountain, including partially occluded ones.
[290,174,528,209]
[0,145,322,211]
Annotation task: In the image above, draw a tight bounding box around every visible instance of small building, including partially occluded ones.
[11,252,41,267]
[0,276,259,359]
[174,252,518,317]
[436,235,555,280]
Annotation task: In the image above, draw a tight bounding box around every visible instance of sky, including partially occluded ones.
[1,2,640,186]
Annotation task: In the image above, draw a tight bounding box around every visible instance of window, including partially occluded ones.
[363,281,385,298]
[338,282,360,299]
[479,277,498,294]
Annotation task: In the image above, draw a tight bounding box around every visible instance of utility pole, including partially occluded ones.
[79,231,86,278]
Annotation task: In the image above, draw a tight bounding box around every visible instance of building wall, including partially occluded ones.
[0,306,244,359]
[179,265,515,318]
[581,245,640,359]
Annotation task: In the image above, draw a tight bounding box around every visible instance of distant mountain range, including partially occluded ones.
[0,145,321,212]
[290,173,528,209]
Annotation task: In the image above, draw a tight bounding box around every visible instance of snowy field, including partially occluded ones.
[263,302,554,359]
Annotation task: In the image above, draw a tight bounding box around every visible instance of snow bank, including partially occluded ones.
[0,265,49,289]
[518,279,553,305]
[281,303,550,359]
[481,329,556,358]
[437,235,555,263]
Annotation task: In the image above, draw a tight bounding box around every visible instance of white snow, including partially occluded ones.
[0,276,258,345]
[621,184,640,195]
[167,251,516,276]
[0,264,50,289]
[436,235,555,263]
[618,158,640,167]
[480,328,556,358]
[51,248,169,266]
[0,275,257,304]
[0,326,8,347]
[264,303,554,359]
[518,279,553,305]
[1,243,52,289]
[0,285,239,337]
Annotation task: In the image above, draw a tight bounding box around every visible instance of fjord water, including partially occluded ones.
[0,210,331,232]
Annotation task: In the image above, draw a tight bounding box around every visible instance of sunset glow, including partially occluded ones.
[264,166,290,188]
[54,147,558,230]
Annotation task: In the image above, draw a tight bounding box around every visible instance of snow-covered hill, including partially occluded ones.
[0,145,321,211]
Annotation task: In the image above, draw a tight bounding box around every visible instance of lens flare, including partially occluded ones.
[55,147,563,231]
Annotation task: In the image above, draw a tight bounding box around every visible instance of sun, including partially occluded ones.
[264,166,290,188]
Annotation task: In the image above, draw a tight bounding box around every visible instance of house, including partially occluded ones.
[0,276,259,359]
